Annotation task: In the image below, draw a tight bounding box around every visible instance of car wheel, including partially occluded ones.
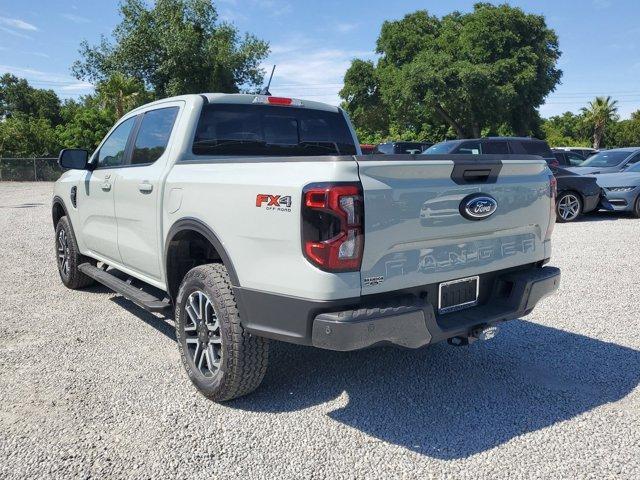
[55,216,95,289]
[556,192,583,222]
[175,263,269,401]
[633,196,640,218]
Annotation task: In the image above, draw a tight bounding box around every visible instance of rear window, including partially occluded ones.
[192,104,356,156]
[517,140,553,158]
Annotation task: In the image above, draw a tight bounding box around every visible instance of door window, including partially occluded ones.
[566,152,585,166]
[96,117,136,168]
[456,141,481,154]
[625,153,640,166]
[482,141,509,154]
[131,107,179,165]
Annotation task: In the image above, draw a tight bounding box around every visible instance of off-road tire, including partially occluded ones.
[175,263,269,401]
[55,216,95,289]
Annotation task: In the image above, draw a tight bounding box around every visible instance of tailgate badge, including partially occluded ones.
[460,194,497,221]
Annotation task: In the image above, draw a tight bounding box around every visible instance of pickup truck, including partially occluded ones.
[53,93,560,401]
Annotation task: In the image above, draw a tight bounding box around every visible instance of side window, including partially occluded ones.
[482,141,509,154]
[96,117,136,168]
[131,107,179,165]
[456,141,481,154]
[625,153,640,165]
[567,152,585,166]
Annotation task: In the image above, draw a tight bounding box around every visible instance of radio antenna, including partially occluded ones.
[259,65,276,96]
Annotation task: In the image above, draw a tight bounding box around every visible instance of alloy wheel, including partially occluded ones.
[557,194,581,221]
[57,229,70,276]
[184,290,222,377]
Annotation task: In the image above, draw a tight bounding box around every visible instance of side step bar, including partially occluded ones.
[78,263,171,313]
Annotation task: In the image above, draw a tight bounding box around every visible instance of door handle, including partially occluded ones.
[138,182,153,194]
[101,182,112,192]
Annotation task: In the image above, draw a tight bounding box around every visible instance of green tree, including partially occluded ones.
[341,4,562,140]
[56,105,115,151]
[581,96,619,149]
[72,0,269,97]
[0,73,62,125]
[541,112,589,147]
[0,113,60,157]
[95,72,151,118]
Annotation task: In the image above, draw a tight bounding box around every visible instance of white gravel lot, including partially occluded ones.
[0,182,639,479]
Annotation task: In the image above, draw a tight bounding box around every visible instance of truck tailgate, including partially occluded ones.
[356,154,552,295]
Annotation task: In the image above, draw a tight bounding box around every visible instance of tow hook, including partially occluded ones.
[447,325,499,347]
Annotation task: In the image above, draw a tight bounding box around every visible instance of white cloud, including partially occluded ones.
[0,26,32,39]
[60,13,90,24]
[335,22,359,34]
[262,36,375,105]
[0,16,38,31]
[61,81,94,91]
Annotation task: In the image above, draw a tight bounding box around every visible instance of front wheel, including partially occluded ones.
[175,263,269,401]
[556,192,583,222]
[632,196,640,218]
[55,216,95,289]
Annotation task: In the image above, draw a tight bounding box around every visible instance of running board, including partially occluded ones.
[78,263,171,313]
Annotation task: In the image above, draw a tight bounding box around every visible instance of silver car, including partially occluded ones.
[595,162,640,217]
[566,147,640,175]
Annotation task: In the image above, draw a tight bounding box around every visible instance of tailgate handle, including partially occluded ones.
[451,162,502,185]
[463,169,491,182]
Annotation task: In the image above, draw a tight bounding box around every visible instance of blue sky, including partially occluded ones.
[1,0,639,118]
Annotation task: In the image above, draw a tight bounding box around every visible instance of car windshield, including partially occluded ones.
[423,142,456,154]
[579,151,632,167]
[192,103,357,156]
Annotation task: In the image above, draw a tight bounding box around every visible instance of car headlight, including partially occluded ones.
[606,186,636,192]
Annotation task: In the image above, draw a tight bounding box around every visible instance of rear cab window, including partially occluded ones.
[191,103,356,157]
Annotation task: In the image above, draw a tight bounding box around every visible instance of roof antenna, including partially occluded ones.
[259,65,276,96]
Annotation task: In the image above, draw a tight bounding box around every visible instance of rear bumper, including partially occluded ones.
[236,265,560,351]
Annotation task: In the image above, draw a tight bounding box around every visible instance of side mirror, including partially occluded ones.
[58,149,90,170]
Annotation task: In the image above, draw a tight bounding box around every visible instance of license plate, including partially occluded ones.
[438,276,479,314]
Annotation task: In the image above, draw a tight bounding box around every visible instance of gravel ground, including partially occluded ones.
[0,182,639,479]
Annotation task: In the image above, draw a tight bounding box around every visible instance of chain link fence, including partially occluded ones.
[0,158,62,181]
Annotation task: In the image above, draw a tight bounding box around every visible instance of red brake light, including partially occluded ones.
[267,96,293,105]
[302,183,364,272]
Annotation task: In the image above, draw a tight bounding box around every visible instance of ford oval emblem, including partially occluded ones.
[460,194,498,221]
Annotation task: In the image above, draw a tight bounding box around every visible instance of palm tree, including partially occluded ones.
[581,96,619,149]
[95,73,147,119]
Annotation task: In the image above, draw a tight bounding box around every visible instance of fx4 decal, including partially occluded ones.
[255,194,292,212]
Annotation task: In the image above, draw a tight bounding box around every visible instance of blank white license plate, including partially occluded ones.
[438,276,479,314]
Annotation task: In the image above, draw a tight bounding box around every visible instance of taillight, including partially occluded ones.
[302,183,364,272]
[545,174,557,240]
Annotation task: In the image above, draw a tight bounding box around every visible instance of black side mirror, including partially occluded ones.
[58,149,90,170]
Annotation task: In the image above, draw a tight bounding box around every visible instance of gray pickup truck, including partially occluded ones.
[53,93,560,401]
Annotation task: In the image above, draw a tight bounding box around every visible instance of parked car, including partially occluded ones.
[553,147,598,158]
[566,147,640,175]
[376,141,434,154]
[551,166,605,222]
[594,162,640,217]
[53,93,559,401]
[425,137,559,167]
[551,149,586,167]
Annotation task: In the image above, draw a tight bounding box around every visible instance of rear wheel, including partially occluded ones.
[556,192,582,222]
[55,216,95,289]
[175,263,269,401]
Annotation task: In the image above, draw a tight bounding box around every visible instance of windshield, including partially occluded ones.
[423,142,457,154]
[192,103,357,156]
[579,151,632,167]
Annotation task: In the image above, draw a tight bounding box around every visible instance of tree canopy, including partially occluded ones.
[341,3,562,142]
[72,0,269,97]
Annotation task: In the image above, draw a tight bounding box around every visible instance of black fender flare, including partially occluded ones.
[52,195,70,229]
[164,217,240,288]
